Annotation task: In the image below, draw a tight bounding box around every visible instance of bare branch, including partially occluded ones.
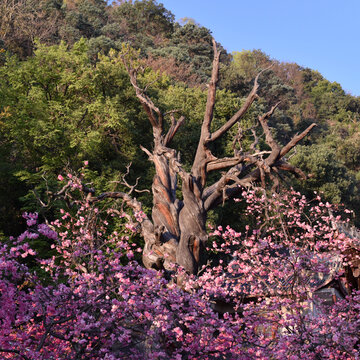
[210,77,259,143]
[164,114,185,146]
[203,149,271,210]
[54,182,72,197]
[207,156,245,172]
[203,162,245,210]
[140,145,153,159]
[232,123,244,154]
[32,188,48,208]
[202,39,221,139]
[114,162,143,195]
[190,39,221,183]
[258,102,281,165]
[210,66,275,144]
[90,191,140,210]
[203,125,314,210]
[280,123,317,158]
[258,102,280,143]
[33,177,73,209]
[122,59,163,129]
[249,128,260,152]
[275,161,307,179]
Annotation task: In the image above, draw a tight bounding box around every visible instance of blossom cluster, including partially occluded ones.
[0,190,359,359]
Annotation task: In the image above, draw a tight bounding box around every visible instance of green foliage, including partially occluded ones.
[232,50,270,81]
[150,22,219,82]
[109,0,174,52]
[290,144,359,223]
[0,39,155,227]
[0,0,359,232]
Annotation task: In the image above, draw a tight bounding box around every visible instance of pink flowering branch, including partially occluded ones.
[1,186,359,359]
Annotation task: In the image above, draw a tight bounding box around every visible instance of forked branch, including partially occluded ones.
[164,113,185,146]
[280,123,317,157]
[210,66,274,143]
[203,101,316,211]
[121,57,163,129]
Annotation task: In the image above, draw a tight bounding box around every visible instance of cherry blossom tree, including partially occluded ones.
[1,180,359,359]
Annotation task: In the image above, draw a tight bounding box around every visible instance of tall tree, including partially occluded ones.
[93,41,316,275]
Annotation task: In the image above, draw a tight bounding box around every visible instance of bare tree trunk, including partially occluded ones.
[116,41,316,274]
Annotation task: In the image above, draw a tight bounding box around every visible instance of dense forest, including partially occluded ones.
[1,0,359,238]
[1,1,360,359]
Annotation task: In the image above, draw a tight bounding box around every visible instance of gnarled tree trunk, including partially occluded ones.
[115,40,316,274]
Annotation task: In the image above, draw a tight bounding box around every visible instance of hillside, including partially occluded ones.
[0,0,359,236]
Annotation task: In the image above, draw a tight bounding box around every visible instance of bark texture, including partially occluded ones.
[116,40,316,274]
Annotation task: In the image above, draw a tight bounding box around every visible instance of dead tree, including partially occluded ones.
[98,40,316,275]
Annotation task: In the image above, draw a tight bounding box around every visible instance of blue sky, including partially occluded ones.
[160,0,360,96]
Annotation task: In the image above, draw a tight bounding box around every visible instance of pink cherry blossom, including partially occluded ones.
[0,189,359,359]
